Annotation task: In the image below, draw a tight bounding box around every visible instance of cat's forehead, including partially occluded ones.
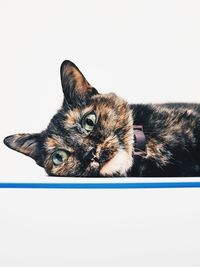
[64,93,128,125]
[65,106,94,126]
[45,135,75,152]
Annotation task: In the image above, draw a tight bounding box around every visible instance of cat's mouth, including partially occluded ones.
[83,148,132,177]
[99,149,132,176]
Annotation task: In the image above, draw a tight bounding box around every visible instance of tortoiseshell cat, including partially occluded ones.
[4,60,200,177]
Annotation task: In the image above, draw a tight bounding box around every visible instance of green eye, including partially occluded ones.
[82,113,96,132]
[52,150,68,165]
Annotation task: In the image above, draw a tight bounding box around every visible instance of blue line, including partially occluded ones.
[0,182,200,189]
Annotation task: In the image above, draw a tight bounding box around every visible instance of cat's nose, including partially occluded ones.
[83,148,98,162]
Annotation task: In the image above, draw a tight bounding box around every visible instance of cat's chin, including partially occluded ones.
[99,149,133,176]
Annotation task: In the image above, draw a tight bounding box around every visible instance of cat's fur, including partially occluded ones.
[4,60,200,177]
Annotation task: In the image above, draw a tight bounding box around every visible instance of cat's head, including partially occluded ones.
[4,60,134,177]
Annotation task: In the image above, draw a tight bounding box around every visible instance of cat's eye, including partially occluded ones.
[82,113,96,132]
[52,150,68,165]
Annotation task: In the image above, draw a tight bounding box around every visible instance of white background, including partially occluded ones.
[1,0,200,266]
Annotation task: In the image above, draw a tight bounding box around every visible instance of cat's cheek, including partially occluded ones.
[100,149,133,176]
[43,157,65,176]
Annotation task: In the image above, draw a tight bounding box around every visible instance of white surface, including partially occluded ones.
[1,0,200,266]
[0,189,200,267]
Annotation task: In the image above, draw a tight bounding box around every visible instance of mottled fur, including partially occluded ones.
[4,61,200,177]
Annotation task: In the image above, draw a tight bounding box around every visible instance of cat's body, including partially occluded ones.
[130,103,200,176]
[4,60,200,177]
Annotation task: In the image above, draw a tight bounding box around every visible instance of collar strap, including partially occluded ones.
[134,125,146,156]
[132,125,146,175]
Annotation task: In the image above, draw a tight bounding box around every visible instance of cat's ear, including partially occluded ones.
[3,133,43,166]
[60,60,98,106]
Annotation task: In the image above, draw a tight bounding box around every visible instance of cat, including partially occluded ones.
[4,60,200,177]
